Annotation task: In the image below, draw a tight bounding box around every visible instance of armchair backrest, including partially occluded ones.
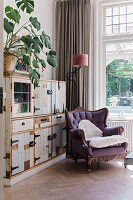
[65,107,108,131]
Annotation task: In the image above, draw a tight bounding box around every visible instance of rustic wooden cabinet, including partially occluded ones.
[4,76,66,185]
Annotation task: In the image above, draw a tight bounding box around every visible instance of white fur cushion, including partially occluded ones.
[78,120,103,139]
[87,135,128,148]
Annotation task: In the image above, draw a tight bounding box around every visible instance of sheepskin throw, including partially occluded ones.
[79,120,103,138]
[87,135,128,148]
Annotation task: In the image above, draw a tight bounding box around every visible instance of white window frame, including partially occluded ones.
[93,0,133,120]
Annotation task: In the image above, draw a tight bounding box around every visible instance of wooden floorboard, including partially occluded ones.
[4,158,133,200]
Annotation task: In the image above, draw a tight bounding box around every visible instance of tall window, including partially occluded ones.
[103,2,133,120]
[105,5,133,34]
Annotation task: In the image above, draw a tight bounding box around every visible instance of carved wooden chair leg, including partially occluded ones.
[97,161,100,168]
[74,157,77,163]
[124,164,127,168]
[87,157,91,172]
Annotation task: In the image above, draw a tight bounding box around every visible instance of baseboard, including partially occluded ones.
[4,153,66,186]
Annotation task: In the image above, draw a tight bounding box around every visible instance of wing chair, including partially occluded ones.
[65,107,128,171]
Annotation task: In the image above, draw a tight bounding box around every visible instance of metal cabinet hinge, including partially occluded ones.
[34,134,40,138]
[11,166,19,172]
[11,139,19,146]
[34,107,40,112]
[0,87,3,114]
[48,134,57,141]
[35,157,40,162]
[3,106,6,112]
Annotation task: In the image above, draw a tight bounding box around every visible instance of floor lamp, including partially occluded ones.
[66,54,88,109]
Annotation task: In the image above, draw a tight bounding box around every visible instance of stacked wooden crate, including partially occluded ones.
[4,76,66,185]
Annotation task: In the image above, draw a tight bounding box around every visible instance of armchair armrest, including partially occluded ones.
[70,129,93,156]
[103,126,124,137]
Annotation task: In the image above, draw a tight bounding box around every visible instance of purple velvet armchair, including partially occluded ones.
[65,107,128,171]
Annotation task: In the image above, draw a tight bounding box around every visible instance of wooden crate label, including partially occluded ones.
[24,144,30,150]
[24,160,30,171]
[43,84,47,88]
[30,131,34,135]
[6,153,10,159]
[49,153,52,158]
[6,171,10,179]
[12,144,18,151]
[56,146,60,156]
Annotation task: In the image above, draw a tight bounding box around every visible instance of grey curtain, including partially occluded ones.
[56,0,91,111]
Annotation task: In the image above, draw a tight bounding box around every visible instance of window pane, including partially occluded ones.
[106,25,112,34]
[120,15,126,24]
[113,7,119,15]
[105,4,133,34]
[106,17,112,25]
[120,6,126,15]
[106,44,117,51]
[106,8,112,16]
[106,42,133,118]
[127,5,133,14]
[120,24,126,32]
[127,23,133,32]
[113,25,119,33]
[127,14,133,23]
[113,16,119,24]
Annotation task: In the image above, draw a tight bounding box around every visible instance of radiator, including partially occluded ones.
[107,121,133,151]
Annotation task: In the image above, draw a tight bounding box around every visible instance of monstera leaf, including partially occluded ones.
[23,55,30,65]
[39,59,46,68]
[15,0,34,14]
[32,58,39,68]
[46,50,57,68]
[40,31,52,49]
[31,37,43,53]
[5,6,21,24]
[29,17,40,31]
[4,18,14,34]
[29,67,40,88]
[21,35,33,48]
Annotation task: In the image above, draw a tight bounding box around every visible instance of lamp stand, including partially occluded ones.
[66,66,81,81]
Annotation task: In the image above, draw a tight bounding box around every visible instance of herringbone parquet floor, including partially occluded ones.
[4,158,133,200]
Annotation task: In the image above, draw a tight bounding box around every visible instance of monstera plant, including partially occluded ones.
[4,0,57,87]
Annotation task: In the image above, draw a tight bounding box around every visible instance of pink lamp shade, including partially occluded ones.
[72,54,88,67]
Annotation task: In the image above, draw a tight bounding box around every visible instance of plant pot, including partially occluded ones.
[4,53,17,75]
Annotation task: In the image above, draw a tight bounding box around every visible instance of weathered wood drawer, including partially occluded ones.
[52,114,65,125]
[12,118,34,133]
[35,116,52,129]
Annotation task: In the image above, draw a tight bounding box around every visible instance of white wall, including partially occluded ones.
[4,0,56,80]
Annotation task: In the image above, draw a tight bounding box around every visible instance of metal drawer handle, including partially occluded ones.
[22,122,25,125]
[56,116,62,119]
[34,107,40,111]
[29,141,36,147]
[41,118,47,122]
[47,90,53,95]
